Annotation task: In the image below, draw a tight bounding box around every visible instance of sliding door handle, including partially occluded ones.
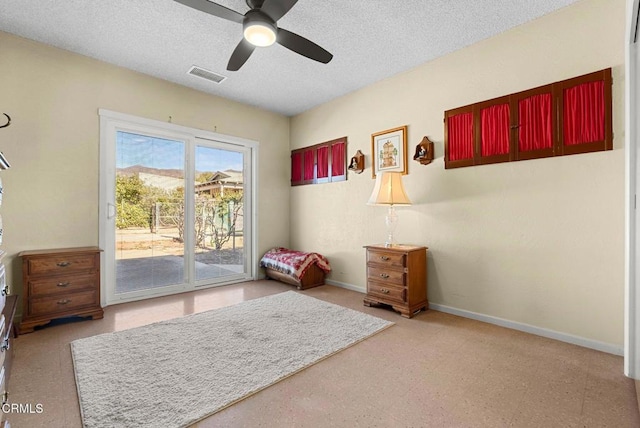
[107,203,116,219]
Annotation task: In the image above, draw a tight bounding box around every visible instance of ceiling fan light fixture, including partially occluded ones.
[243,12,277,47]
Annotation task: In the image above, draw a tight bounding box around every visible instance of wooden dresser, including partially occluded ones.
[363,244,428,318]
[18,247,103,334]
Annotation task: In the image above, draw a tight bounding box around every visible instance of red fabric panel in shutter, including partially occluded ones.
[563,81,605,146]
[291,152,302,182]
[317,146,329,179]
[447,113,473,161]
[303,149,314,180]
[518,93,552,151]
[480,104,510,156]
[331,142,345,176]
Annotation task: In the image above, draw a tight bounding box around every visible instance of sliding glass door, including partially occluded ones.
[193,141,248,284]
[115,131,187,296]
[100,111,256,305]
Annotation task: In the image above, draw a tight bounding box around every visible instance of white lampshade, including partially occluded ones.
[367,172,411,206]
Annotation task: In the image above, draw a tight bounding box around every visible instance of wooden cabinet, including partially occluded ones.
[291,137,347,186]
[444,68,612,169]
[18,247,103,334]
[0,294,17,426]
[363,244,428,318]
[0,160,17,426]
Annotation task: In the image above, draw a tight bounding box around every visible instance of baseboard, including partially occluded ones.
[325,279,365,293]
[430,302,623,356]
[320,281,622,355]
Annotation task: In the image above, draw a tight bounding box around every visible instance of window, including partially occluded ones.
[291,137,347,186]
[444,68,612,169]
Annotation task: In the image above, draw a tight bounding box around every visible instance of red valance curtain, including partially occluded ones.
[563,81,605,146]
[519,93,552,152]
[317,146,329,179]
[448,113,473,161]
[303,149,314,181]
[291,152,302,182]
[480,104,510,156]
[331,142,345,177]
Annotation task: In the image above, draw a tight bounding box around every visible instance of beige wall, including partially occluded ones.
[290,0,626,347]
[0,31,291,305]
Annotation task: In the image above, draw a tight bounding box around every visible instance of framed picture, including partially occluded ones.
[371,125,408,178]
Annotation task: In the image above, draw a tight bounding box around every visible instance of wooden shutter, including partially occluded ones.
[513,86,554,161]
[445,107,475,169]
[316,144,330,183]
[557,69,612,156]
[330,138,346,182]
[478,96,511,165]
[291,150,303,186]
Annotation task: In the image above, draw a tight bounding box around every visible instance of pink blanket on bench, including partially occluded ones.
[260,247,331,280]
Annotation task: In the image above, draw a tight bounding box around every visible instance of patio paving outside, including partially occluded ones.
[115,227,244,294]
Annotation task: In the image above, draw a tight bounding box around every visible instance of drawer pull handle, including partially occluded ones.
[56,282,71,288]
[379,273,389,279]
[0,285,8,297]
[1,337,9,352]
[57,299,71,305]
[56,261,71,267]
[379,256,390,261]
[380,288,390,294]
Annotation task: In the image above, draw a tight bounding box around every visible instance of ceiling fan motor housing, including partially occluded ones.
[246,0,266,8]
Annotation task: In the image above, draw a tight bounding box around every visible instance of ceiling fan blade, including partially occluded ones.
[277,28,333,64]
[174,0,243,24]
[227,39,256,71]
[260,0,298,22]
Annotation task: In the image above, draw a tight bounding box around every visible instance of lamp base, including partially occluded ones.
[384,205,398,247]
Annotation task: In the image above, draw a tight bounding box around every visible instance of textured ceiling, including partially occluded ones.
[0,0,580,116]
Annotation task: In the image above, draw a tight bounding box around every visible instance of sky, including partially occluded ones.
[116,131,243,172]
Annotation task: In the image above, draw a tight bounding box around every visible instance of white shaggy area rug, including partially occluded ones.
[71,291,393,428]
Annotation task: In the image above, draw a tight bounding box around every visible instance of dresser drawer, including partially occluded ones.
[367,249,406,268]
[367,266,405,286]
[26,254,97,276]
[29,290,98,317]
[28,274,97,297]
[367,281,406,304]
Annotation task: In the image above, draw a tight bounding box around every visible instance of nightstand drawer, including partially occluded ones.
[28,274,97,297]
[26,254,97,276]
[367,266,405,286]
[29,290,98,317]
[367,281,406,303]
[367,250,406,269]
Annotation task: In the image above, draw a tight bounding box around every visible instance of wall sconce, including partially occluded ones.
[347,150,365,174]
[413,136,434,165]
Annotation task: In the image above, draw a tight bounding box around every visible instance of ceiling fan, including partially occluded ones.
[175,0,333,71]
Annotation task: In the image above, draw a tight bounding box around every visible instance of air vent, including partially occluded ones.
[187,66,226,84]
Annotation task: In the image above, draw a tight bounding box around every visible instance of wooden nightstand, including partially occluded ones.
[18,247,104,334]
[363,244,428,318]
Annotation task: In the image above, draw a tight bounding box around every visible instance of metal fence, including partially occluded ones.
[152,199,243,250]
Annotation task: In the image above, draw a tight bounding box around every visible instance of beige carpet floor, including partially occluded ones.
[8,280,640,427]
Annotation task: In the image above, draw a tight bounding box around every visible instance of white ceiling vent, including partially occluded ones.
[187,66,226,84]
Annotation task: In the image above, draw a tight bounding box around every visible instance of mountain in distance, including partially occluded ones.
[118,165,241,180]
[117,165,185,179]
